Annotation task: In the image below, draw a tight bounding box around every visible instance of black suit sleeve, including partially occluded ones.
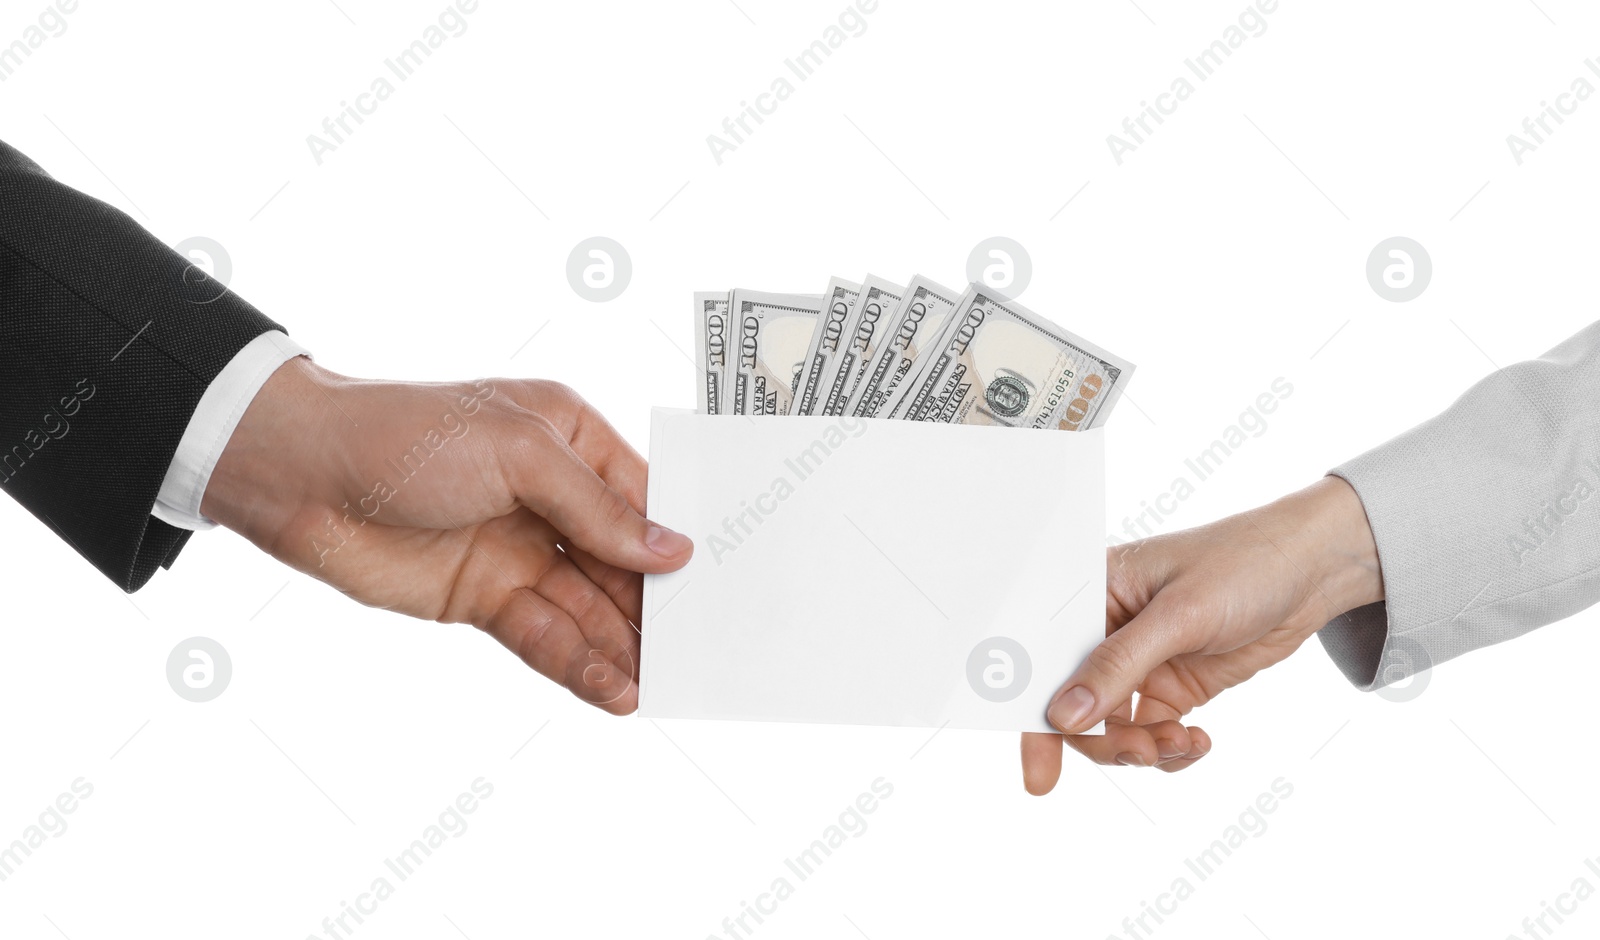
[0,137,286,592]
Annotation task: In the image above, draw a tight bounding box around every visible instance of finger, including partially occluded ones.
[534,551,641,681]
[553,398,652,627]
[561,543,645,628]
[1156,726,1212,774]
[1129,696,1196,763]
[1045,591,1206,734]
[1062,685,1196,767]
[1021,733,1063,795]
[1057,695,1142,766]
[520,382,650,513]
[564,400,649,513]
[480,586,638,715]
[1062,717,1164,767]
[507,422,692,575]
[1131,688,1186,726]
[1142,719,1194,764]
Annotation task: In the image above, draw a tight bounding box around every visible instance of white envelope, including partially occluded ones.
[640,408,1106,733]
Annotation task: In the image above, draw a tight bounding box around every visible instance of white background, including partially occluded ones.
[1,0,1597,937]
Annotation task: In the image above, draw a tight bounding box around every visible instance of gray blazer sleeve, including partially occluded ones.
[1318,321,1600,690]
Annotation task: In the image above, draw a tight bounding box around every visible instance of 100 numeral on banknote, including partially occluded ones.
[900,288,1133,431]
[695,291,731,415]
[728,289,824,417]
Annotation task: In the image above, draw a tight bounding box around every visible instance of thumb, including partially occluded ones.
[511,424,693,574]
[1045,591,1202,734]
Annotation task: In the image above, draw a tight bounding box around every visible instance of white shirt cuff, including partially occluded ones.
[152,331,311,531]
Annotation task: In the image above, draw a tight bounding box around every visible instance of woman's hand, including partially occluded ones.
[1022,476,1383,794]
[201,356,692,714]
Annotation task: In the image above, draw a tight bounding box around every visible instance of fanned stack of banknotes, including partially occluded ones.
[694,275,1135,430]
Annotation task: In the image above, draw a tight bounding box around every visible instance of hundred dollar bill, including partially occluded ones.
[848,275,962,419]
[897,286,1134,430]
[790,277,861,417]
[728,289,824,416]
[818,274,904,416]
[695,291,731,414]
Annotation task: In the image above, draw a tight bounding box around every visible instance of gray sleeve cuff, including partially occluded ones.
[1317,320,1600,691]
[1315,600,1390,691]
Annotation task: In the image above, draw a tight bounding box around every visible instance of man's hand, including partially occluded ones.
[1021,476,1383,794]
[201,357,692,714]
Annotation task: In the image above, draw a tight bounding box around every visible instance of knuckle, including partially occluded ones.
[484,408,552,488]
[470,394,527,436]
[506,590,555,663]
[532,379,583,411]
[595,487,634,530]
[1085,636,1139,682]
[567,582,604,623]
[583,559,628,595]
[501,410,564,464]
[527,412,565,447]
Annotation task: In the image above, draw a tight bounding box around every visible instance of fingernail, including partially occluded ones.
[1115,752,1145,766]
[1046,685,1095,732]
[645,524,692,557]
[1157,740,1184,760]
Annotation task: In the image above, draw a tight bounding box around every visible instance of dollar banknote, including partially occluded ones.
[695,291,731,415]
[727,289,824,416]
[847,275,962,419]
[897,286,1134,430]
[790,277,861,417]
[818,274,904,417]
